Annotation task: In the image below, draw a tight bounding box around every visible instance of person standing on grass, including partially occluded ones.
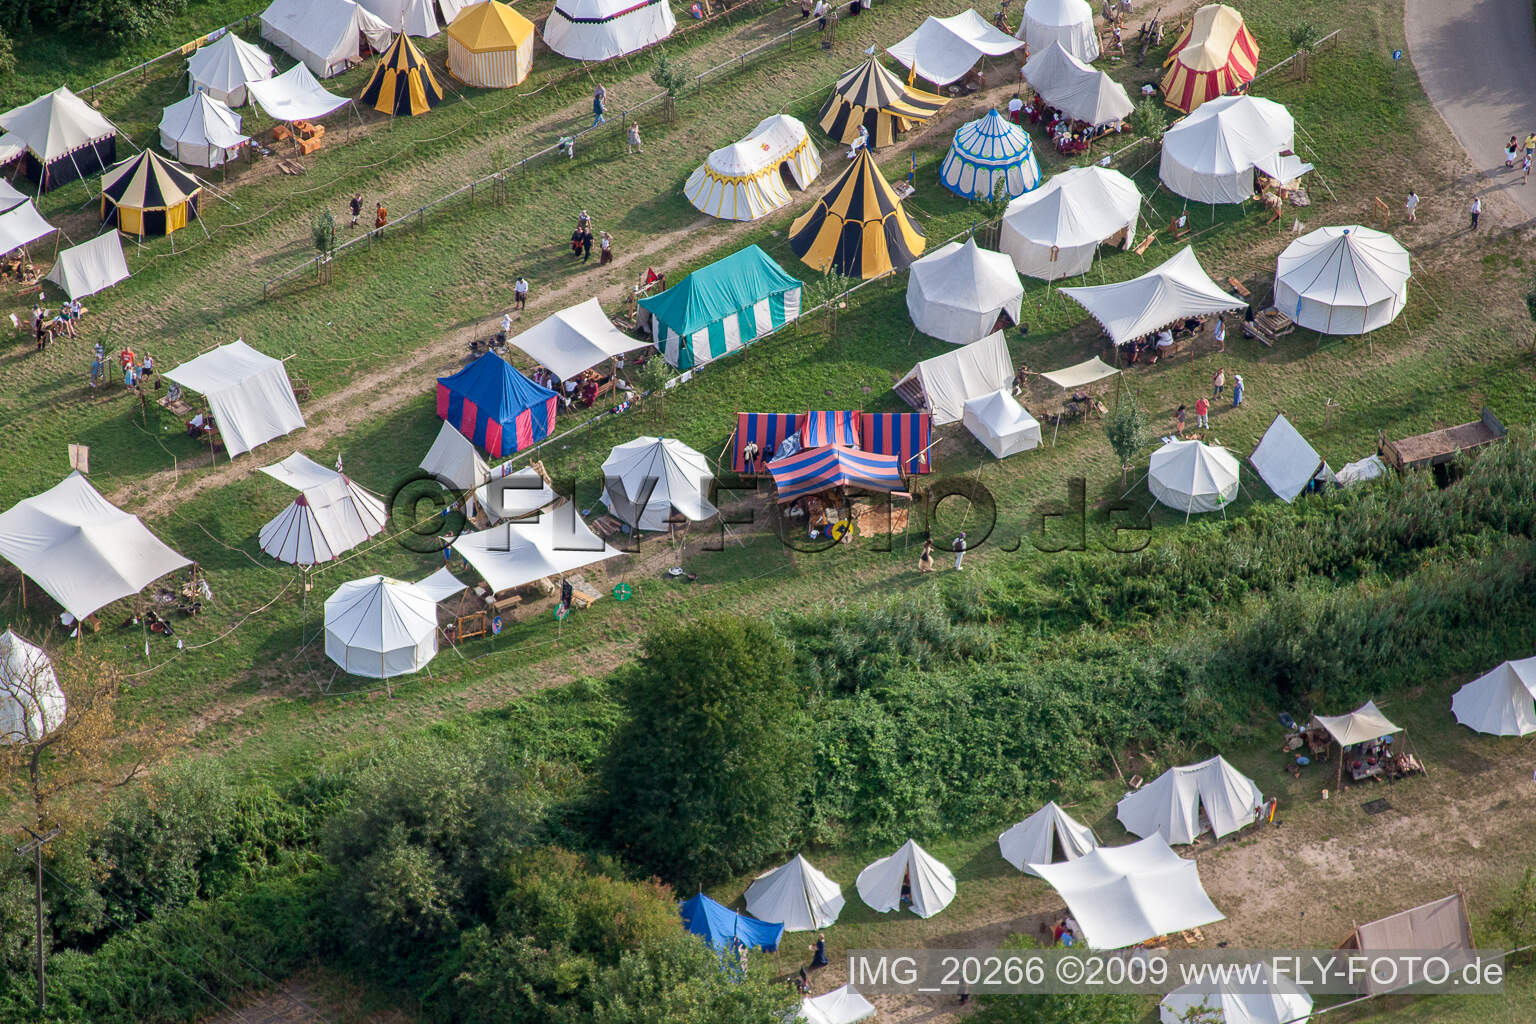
[581,228,594,263]
[813,0,829,29]
[592,83,608,126]
[514,276,529,309]
[1232,373,1244,407]
[1213,314,1226,352]
[1470,195,1481,230]
[374,201,388,230]
[919,536,934,572]
[1195,395,1209,430]
[809,933,829,970]
[1405,190,1418,223]
[952,532,967,570]
[349,192,363,226]
[627,122,643,154]
[800,0,813,17]
[1175,404,1186,436]
[1212,367,1225,399]
[599,230,613,264]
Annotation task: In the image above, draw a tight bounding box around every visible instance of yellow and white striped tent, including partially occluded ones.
[683,115,823,221]
[445,0,535,88]
[359,34,443,116]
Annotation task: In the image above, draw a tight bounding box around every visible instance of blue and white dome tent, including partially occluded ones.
[939,108,1041,201]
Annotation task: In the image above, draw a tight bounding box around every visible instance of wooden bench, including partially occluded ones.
[564,574,601,609]
[1226,276,1251,298]
[1133,230,1158,256]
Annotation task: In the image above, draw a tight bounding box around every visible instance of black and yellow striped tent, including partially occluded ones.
[788,147,925,280]
[359,34,444,117]
[99,150,202,238]
[819,58,948,149]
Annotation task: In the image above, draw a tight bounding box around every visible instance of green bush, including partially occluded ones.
[2,0,190,39]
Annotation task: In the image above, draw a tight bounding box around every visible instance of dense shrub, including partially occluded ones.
[3,0,190,40]
[782,593,994,694]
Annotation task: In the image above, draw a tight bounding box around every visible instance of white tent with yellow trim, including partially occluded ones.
[445,1,535,88]
[684,114,822,221]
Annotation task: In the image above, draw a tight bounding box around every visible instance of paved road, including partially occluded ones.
[1405,0,1536,219]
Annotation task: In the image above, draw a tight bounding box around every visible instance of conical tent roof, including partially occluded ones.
[543,0,677,61]
[855,839,956,918]
[1160,3,1258,113]
[159,91,249,167]
[1060,246,1244,346]
[324,574,441,678]
[259,470,388,565]
[1019,0,1098,62]
[745,853,845,931]
[101,150,201,212]
[1148,440,1241,515]
[940,108,1041,200]
[1023,42,1133,125]
[600,436,716,532]
[1452,657,1536,737]
[359,33,444,116]
[1160,964,1312,1024]
[447,0,534,50]
[1160,94,1295,204]
[998,801,1099,874]
[186,32,275,106]
[421,419,491,491]
[789,147,925,280]
[819,58,948,148]
[1001,165,1140,279]
[0,631,65,745]
[1274,225,1409,335]
[1116,754,1264,844]
[907,239,1024,345]
[0,87,116,165]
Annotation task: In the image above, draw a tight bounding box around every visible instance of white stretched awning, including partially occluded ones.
[1041,356,1118,389]
[1313,700,1400,746]
[452,507,622,592]
[44,232,129,299]
[0,200,56,255]
[0,179,26,212]
[163,339,305,457]
[507,298,643,381]
[1060,247,1245,345]
[247,63,350,121]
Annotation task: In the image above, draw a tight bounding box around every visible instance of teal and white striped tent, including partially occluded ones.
[939,108,1041,201]
[640,245,803,371]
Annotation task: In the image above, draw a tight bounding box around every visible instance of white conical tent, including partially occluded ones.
[887,10,1024,87]
[855,839,956,918]
[1273,226,1410,335]
[506,297,642,381]
[963,388,1041,458]
[1022,43,1132,126]
[324,572,461,678]
[44,232,129,300]
[158,91,250,168]
[1060,247,1244,346]
[1452,657,1536,736]
[1000,165,1140,280]
[745,854,845,931]
[185,32,276,106]
[358,0,440,36]
[258,453,388,565]
[1160,964,1313,1024]
[998,801,1099,875]
[800,985,877,1024]
[542,0,677,60]
[452,509,623,593]
[0,631,65,745]
[684,114,823,222]
[906,239,1024,345]
[1148,440,1241,515]
[600,436,716,531]
[1159,94,1295,204]
[475,464,558,522]
[1019,0,1098,61]
[421,420,490,491]
[1116,755,1264,845]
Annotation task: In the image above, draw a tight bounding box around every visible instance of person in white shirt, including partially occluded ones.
[1404,190,1419,223]
[1469,195,1481,230]
[1007,95,1023,123]
[514,277,529,309]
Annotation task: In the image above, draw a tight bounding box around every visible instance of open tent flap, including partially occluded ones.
[163,340,305,457]
[0,201,57,256]
[1248,414,1324,503]
[855,839,956,918]
[1041,356,1118,389]
[1115,755,1264,844]
[247,63,350,121]
[452,509,622,592]
[1312,699,1401,746]
[1253,151,1313,183]
[800,985,877,1024]
[894,331,1013,425]
[998,801,1099,874]
[44,232,130,299]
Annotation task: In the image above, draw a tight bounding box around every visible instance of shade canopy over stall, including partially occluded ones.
[508,298,643,380]
[0,202,57,257]
[887,10,1024,86]
[1059,247,1244,345]
[163,340,306,457]
[247,63,352,121]
[768,445,904,505]
[452,512,622,592]
[1313,700,1400,747]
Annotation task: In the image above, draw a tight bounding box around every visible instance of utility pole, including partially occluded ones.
[15,826,60,1014]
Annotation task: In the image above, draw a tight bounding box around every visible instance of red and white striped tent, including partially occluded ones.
[1159,4,1259,114]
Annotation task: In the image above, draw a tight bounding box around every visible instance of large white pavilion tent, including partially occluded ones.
[1273,225,1409,335]
[542,0,677,61]
[887,10,1023,86]
[1018,0,1098,62]
[507,297,645,381]
[1159,94,1297,204]
[1452,657,1536,736]
[185,32,276,106]
[998,800,1099,875]
[1000,165,1140,280]
[745,854,845,931]
[600,436,716,532]
[1116,755,1265,844]
[1059,246,1244,346]
[324,569,465,678]
[855,839,956,918]
[260,0,392,78]
[163,340,306,457]
[906,239,1023,346]
[159,91,250,168]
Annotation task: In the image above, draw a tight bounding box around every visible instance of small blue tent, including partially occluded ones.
[678,892,783,952]
[435,352,558,458]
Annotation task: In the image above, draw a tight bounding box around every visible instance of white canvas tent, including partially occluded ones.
[247,63,352,121]
[1452,657,1536,737]
[1159,965,1313,1024]
[0,180,26,213]
[421,420,490,492]
[1335,454,1386,488]
[887,10,1023,86]
[1000,165,1140,280]
[0,201,56,257]
[745,854,845,931]
[1148,440,1240,515]
[1116,755,1264,845]
[507,297,643,380]
[1022,43,1132,126]
[684,114,822,221]
[542,0,677,60]
[800,986,876,1024]
[44,233,129,300]
[600,436,716,532]
[0,631,65,745]
[1159,94,1296,204]
[452,510,623,593]
[855,839,956,918]
[1273,226,1410,335]
[159,91,250,168]
[963,388,1040,458]
[163,340,306,457]
[893,331,1013,425]
[1249,414,1329,503]
[260,0,392,77]
[1313,700,1400,747]
[1031,834,1225,949]
[475,464,558,522]
[1019,0,1098,61]
[258,452,388,564]
[0,87,118,191]
[998,801,1099,875]
[1060,247,1244,345]
[186,32,276,106]
[0,472,191,621]
[324,570,463,678]
[906,239,1024,345]
[358,0,440,36]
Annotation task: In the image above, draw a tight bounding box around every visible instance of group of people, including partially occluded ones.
[788,932,831,996]
[31,299,84,350]
[1503,132,1535,185]
[348,192,389,231]
[1050,916,1081,946]
[569,210,614,265]
[90,342,154,389]
[1005,93,1124,156]
[917,532,968,572]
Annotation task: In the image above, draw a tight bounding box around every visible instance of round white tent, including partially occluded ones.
[906,238,1024,345]
[542,0,676,61]
[1160,965,1313,1024]
[1159,94,1295,204]
[1018,0,1098,62]
[324,574,440,679]
[998,801,1099,875]
[855,839,956,918]
[1273,225,1409,335]
[1452,657,1536,736]
[744,853,845,931]
[684,114,822,221]
[159,91,250,168]
[1116,755,1264,844]
[600,436,716,532]
[962,388,1041,458]
[0,630,65,745]
[185,32,275,106]
[1148,440,1240,515]
[1000,165,1140,280]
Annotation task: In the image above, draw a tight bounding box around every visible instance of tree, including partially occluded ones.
[650,49,691,122]
[601,615,810,887]
[979,180,1011,249]
[1525,274,1536,350]
[1127,97,1169,143]
[1488,865,1536,962]
[1104,387,1151,487]
[1287,22,1319,81]
[803,269,851,337]
[972,938,1143,1024]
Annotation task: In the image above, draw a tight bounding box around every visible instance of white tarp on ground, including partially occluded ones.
[0,180,27,212]
[963,388,1040,458]
[1019,0,1098,62]
[1313,700,1401,746]
[1041,356,1119,389]
[1001,165,1140,280]
[163,339,305,457]
[1159,965,1313,1024]
[247,63,352,121]
[1452,657,1536,737]
[856,839,956,918]
[0,630,66,744]
[0,201,56,256]
[159,91,249,168]
[998,801,1099,875]
[1159,94,1296,204]
[894,331,1013,425]
[186,32,276,106]
[45,233,129,299]
[1335,454,1386,488]
[508,298,641,381]
[452,509,622,592]
[800,985,877,1024]
[1116,755,1265,845]
[324,572,456,678]
[1021,43,1133,126]
[1031,834,1225,949]
[1249,414,1328,503]
[0,472,191,621]
[357,0,439,36]
[261,0,392,77]
[1148,440,1240,514]
[421,420,490,492]
[0,87,116,165]
[1274,225,1410,335]
[887,10,1024,86]
[476,464,558,521]
[543,0,678,61]
[745,854,845,932]
[1061,247,1244,345]
[258,453,388,565]
[906,239,1024,345]
[600,436,716,532]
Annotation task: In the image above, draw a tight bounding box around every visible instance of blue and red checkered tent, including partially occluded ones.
[436,353,558,458]
[768,444,905,504]
[801,410,861,449]
[860,412,933,474]
[732,412,802,473]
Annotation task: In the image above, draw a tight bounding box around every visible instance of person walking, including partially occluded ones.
[580,228,594,263]
[1212,367,1225,399]
[599,230,613,265]
[1194,395,1209,430]
[813,0,829,29]
[500,312,512,339]
[1175,404,1186,436]
[1213,314,1226,352]
[349,192,363,226]
[1525,152,1532,186]
[1507,136,1520,168]
[1404,190,1418,224]
[374,201,388,230]
[514,276,529,309]
[1470,195,1481,230]
[1525,132,1536,163]
[627,122,642,154]
[1231,373,1244,407]
[592,83,607,126]
[809,933,829,970]
[919,537,934,572]
[952,532,967,570]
